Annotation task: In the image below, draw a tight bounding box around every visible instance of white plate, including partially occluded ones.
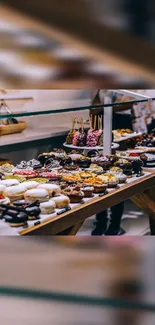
[63,143,119,150]
[114,132,142,143]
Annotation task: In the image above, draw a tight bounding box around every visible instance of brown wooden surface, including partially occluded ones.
[20,171,155,236]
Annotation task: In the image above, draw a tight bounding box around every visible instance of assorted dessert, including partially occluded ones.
[0,147,146,230]
[66,116,139,148]
[66,116,104,147]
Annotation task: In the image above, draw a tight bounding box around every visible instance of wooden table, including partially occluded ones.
[19,170,155,236]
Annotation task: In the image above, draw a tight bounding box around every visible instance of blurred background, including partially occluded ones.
[0,1,155,88]
[0,237,155,324]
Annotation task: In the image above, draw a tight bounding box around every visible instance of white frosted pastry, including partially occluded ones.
[24,188,49,203]
[22,181,39,190]
[52,195,70,208]
[40,201,56,214]
[4,184,27,201]
[116,173,127,184]
[0,184,6,194]
[37,184,61,197]
[0,179,19,187]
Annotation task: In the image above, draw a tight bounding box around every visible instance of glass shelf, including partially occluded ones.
[0,98,155,120]
[0,286,154,312]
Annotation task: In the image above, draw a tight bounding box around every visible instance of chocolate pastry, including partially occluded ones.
[77,131,86,147]
[64,163,79,171]
[38,154,51,165]
[140,154,147,166]
[4,211,28,227]
[115,159,133,175]
[14,200,30,208]
[77,157,91,168]
[106,155,118,164]
[132,159,143,174]
[26,206,41,220]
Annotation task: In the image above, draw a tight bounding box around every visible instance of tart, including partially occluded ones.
[62,186,84,203]
[77,156,91,168]
[80,184,94,197]
[85,178,108,193]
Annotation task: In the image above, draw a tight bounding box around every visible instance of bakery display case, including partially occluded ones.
[0,89,155,236]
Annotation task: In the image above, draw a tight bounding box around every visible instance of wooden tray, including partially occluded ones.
[0,121,27,136]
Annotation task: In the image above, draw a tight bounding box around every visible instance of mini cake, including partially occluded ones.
[24,188,49,203]
[0,179,20,187]
[81,184,94,197]
[68,153,83,161]
[4,184,27,201]
[77,156,91,168]
[22,181,39,190]
[52,195,70,209]
[25,206,41,220]
[92,156,112,170]
[37,184,61,197]
[40,201,56,214]
[64,163,79,171]
[62,186,84,203]
[87,150,99,158]
[114,159,133,175]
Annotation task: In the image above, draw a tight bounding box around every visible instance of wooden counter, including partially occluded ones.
[17,171,155,236]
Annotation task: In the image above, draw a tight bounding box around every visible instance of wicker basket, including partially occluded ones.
[0,121,27,136]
